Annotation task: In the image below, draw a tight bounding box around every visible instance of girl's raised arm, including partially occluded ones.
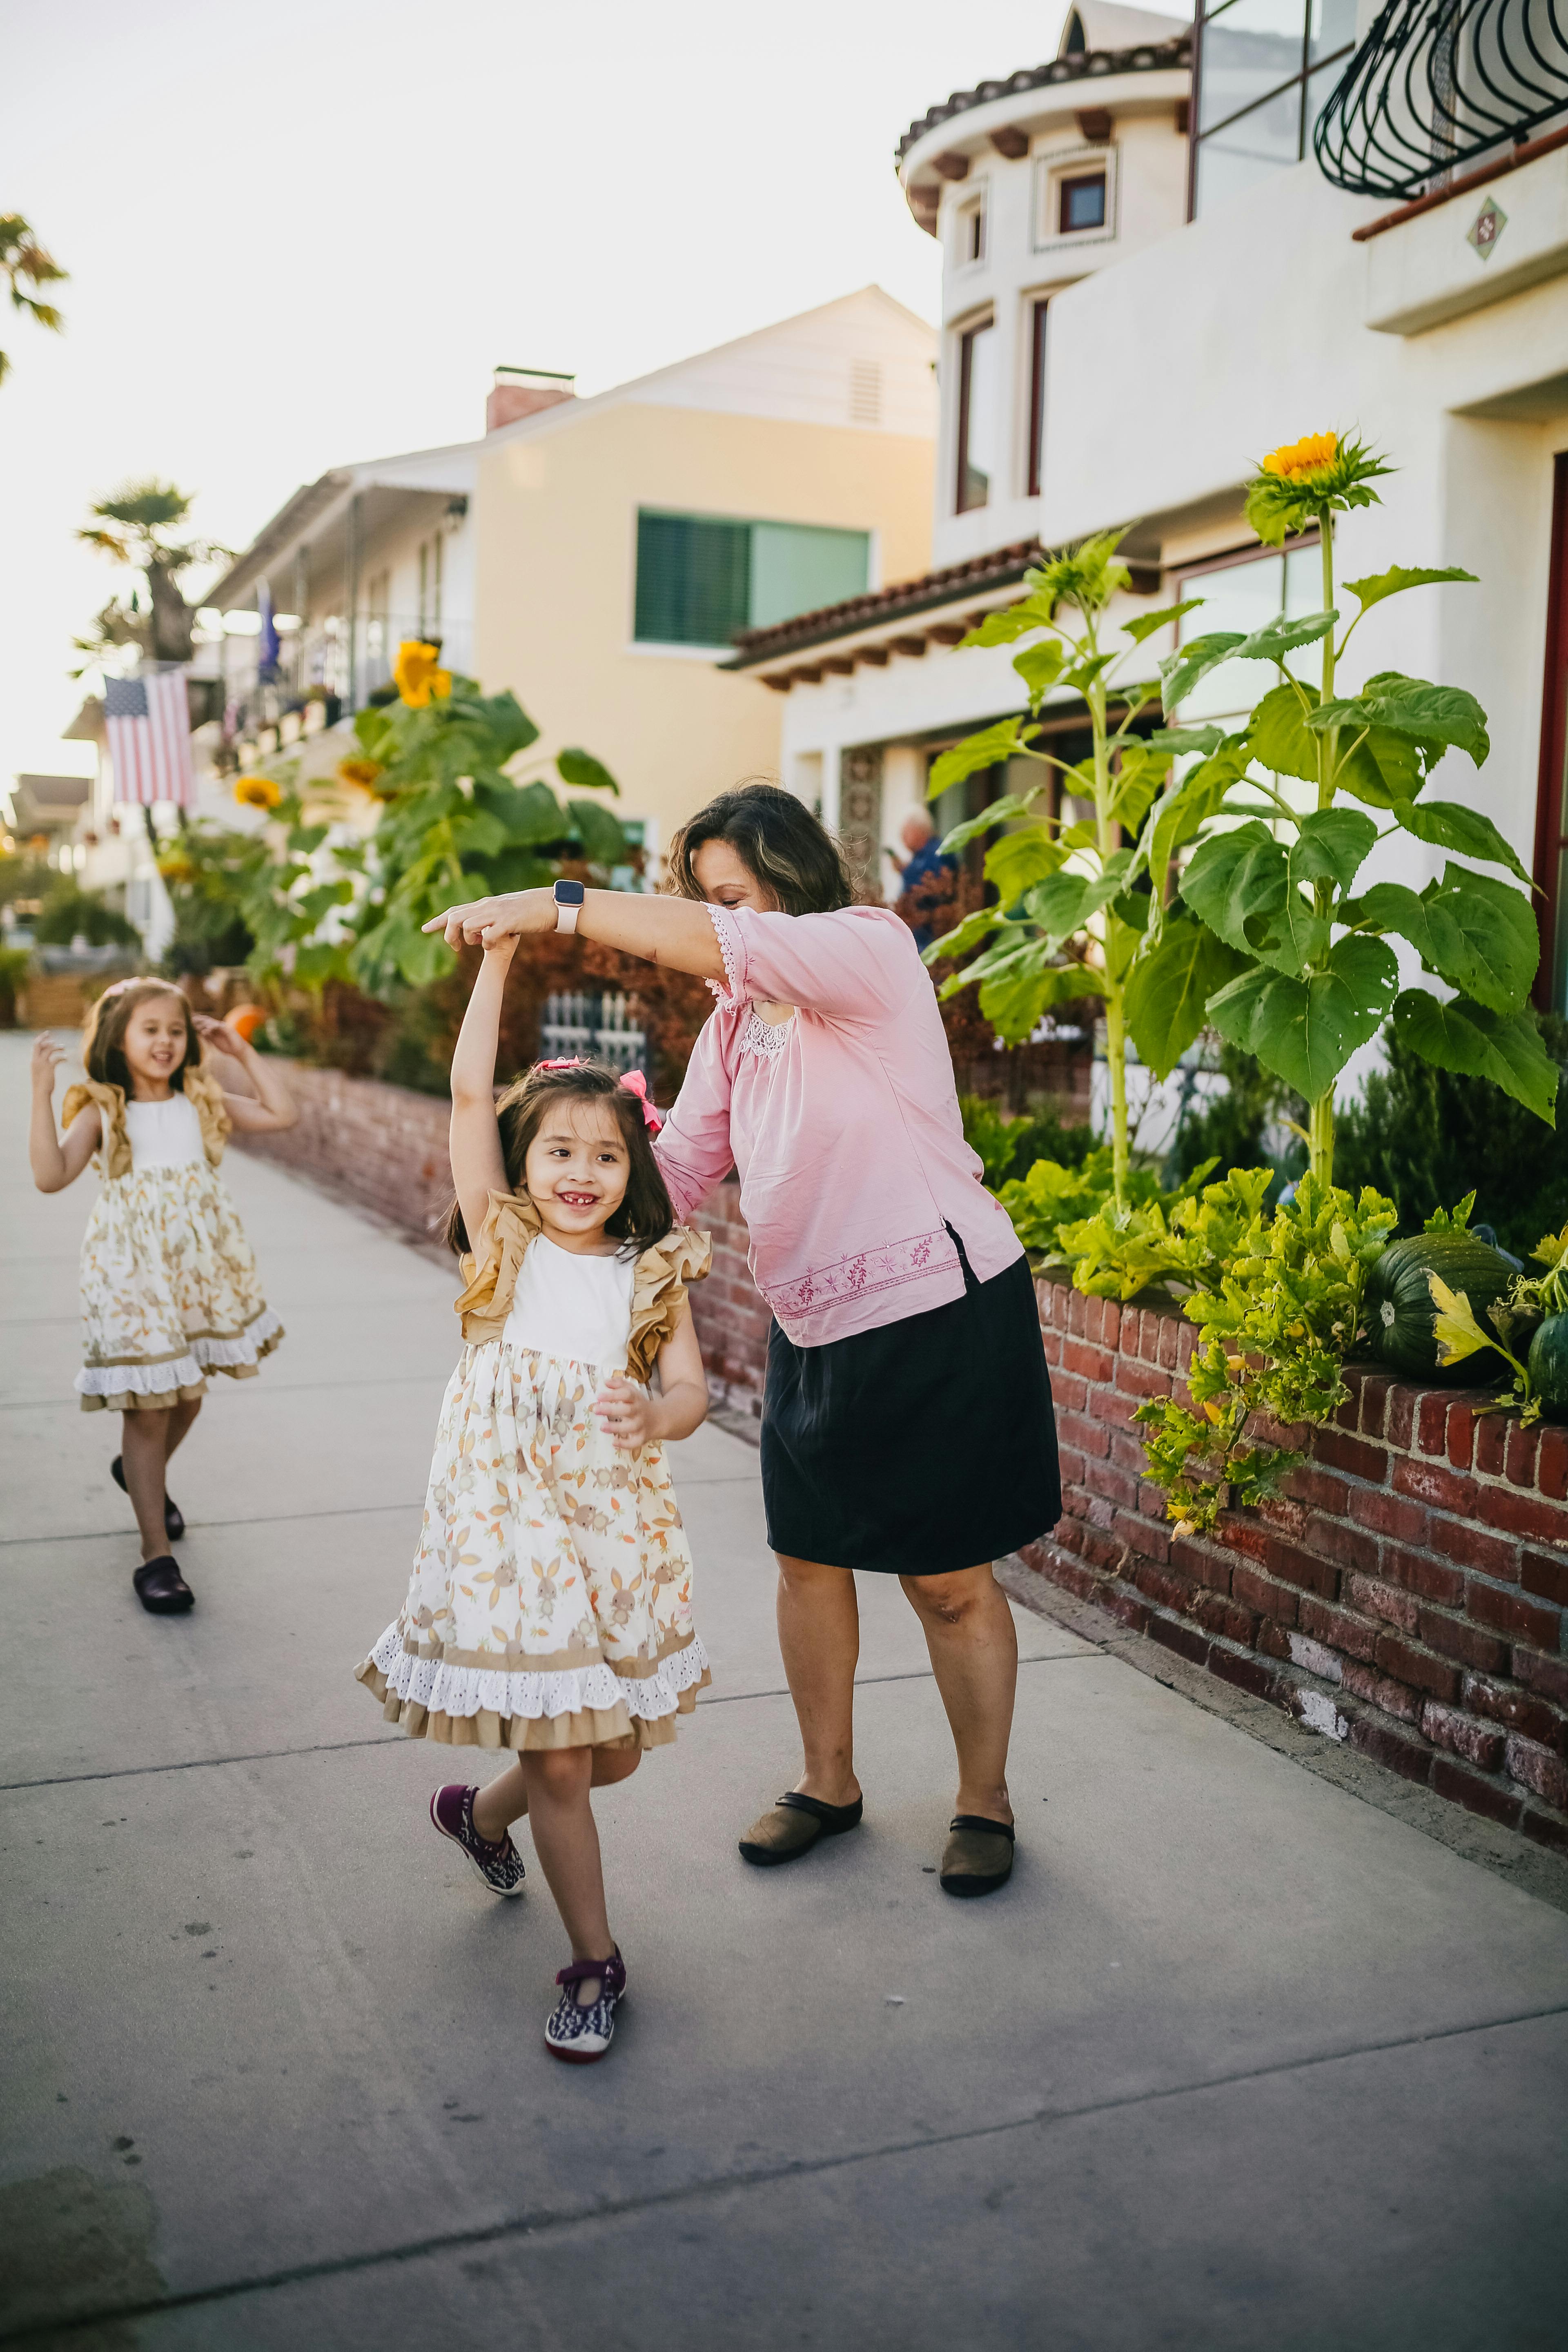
[191,1016,297,1133]
[449,938,518,1249]
[29,1035,98,1193]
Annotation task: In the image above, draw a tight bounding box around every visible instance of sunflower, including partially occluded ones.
[234,775,283,810]
[393,640,452,708]
[336,754,385,792]
[1245,430,1393,547]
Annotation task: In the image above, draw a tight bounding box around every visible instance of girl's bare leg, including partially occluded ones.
[900,1563,1017,1824]
[774,1553,862,1807]
[163,1396,202,1461]
[120,1409,173,1563]
[517,1748,630,2000]
[472,1744,640,1840]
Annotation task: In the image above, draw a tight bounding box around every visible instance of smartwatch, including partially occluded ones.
[552,878,585,935]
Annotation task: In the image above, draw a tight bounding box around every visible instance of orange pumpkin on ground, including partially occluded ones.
[224,1004,267,1045]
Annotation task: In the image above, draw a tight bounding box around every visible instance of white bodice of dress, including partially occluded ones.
[123,1093,205,1170]
[501,1236,637,1372]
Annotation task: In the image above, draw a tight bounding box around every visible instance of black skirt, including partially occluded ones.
[760,1238,1061,1576]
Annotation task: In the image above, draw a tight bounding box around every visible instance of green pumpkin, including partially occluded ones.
[1526,1313,1568,1418]
[1362,1232,1515,1381]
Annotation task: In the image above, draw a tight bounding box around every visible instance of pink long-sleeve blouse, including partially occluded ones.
[653,902,1022,1348]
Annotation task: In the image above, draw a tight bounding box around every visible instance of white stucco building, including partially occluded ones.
[728,0,1568,1018]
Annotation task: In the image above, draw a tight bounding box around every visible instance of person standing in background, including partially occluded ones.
[885,809,957,953]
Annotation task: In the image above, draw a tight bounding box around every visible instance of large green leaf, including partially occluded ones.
[1125,915,1249,1078]
[1336,722,1425,808]
[1026,869,1092,943]
[1013,639,1067,705]
[1109,743,1170,834]
[1247,679,1320,782]
[1178,821,1289,955]
[984,827,1067,904]
[980,950,1108,1040]
[919,906,1002,967]
[557,747,619,796]
[1233,609,1337,664]
[1291,806,1378,893]
[1392,991,1559,1124]
[1354,866,1537,1012]
[1309,676,1489,766]
[928,719,1033,800]
[567,797,628,866]
[494,778,572,846]
[1145,724,1227,756]
[1159,631,1245,717]
[1122,598,1205,646]
[960,597,1057,648]
[1344,564,1478,614]
[1143,738,1252,902]
[938,788,1047,854]
[1391,797,1534,890]
[1205,933,1399,1100]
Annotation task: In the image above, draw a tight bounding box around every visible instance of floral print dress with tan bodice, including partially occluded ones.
[356,1193,713,1753]
[62,1065,283,1414]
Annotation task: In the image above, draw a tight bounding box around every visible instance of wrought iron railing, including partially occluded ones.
[1314,0,1568,199]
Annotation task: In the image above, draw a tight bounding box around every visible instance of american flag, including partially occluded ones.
[104,669,195,807]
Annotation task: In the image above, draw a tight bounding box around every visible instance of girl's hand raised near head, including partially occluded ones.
[30,1034,65,1095]
[421,890,556,951]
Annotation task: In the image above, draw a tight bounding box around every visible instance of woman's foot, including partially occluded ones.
[939,1815,1015,1897]
[544,1949,627,2063]
[132,1557,194,1615]
[429,1783,527,1897]
[112,1454,184,1543]
[738,1790,864,1866]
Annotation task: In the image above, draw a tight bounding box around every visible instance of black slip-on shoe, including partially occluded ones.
[939,1815,1015,1897]
[739,1790,864,1866]
[133,1556,194,1615]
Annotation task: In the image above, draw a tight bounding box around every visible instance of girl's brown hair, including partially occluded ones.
[443,1060,675,1258]
[667,779,852,917]
[82,980,199,1095]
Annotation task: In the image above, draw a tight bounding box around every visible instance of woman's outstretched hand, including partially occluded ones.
[422,890,555,950]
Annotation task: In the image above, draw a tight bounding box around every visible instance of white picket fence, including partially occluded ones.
[541,991,648,1078]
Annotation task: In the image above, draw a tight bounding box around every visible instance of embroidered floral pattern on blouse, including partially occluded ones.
[739,1010,792,1060]
[766,1226,958,1323]
[704,902,745,1010]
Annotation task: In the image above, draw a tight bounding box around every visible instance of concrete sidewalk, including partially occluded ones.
[1,1026,1565,2352]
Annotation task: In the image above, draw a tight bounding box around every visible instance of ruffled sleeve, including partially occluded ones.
[61,1078,130,1179]
[183,1060,233,1167]
[453,1191,544,1345]
[626,1223,712,1385]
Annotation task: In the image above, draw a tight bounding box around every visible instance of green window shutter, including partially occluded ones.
[634,511,751,645]
[748,523,869,630]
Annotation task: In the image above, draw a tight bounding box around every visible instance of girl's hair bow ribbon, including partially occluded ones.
[619,1069,663,1131]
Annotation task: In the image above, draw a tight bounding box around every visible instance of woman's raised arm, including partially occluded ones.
[423,887,726,983]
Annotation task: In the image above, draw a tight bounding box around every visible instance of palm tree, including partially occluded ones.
[75,481,227,670]
[0,214,67,383]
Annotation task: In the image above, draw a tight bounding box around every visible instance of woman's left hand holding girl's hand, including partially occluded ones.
[595,1375,656,1450]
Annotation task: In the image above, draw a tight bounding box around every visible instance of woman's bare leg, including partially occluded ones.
[775,1552,861,1807]
[472,1745,640,1841]
[120,1408,172,1563]
[900,1564,1017,1825]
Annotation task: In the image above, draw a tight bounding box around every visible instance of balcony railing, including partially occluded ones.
[1314,0,1568,200]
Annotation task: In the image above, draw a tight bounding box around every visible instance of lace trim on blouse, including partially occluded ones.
[704,902,745,1011]
[739,1010,792,1060]
[766,1226,960,1326]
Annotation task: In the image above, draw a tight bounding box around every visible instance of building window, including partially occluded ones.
[1027,299,1050,500]
[956,318,999,514]
[1191,0,1359,219]
[1059,171,1107,233]
[958,192,987,265]
[1170,535,1323,722]
[633,511,870,647]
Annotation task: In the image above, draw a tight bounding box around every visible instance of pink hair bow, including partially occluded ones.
[619,1069,663,1131]
[536,1056,583,1071]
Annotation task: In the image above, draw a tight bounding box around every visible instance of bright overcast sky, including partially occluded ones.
[0,0,1115,799]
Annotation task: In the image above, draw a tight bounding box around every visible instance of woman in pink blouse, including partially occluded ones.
[426,784,1060,1896]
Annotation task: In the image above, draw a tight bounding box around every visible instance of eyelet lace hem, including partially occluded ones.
[704,903,745,1010]
[361,1622,711,1726]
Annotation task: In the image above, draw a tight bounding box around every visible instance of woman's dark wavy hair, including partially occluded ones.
[442,1060,675,1259]
[667,779,851,917]
[82,980,199,1096]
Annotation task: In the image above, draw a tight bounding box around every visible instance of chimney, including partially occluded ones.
[486,365,576,433]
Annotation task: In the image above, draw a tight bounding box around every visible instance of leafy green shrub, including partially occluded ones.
[997,1148,1214,1265]
[1334,1005,1568,1254]
[33,885,141,949]
[0,943,33,1024]
[959,1094,1097,1187]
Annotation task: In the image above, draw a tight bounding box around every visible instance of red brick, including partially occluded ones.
[1056,1408,1111,1461]
[1513,1647,1568,1706]
[1461,1675,1567,1748]
[1055,1445,1087,1492]
[1505,1419,1541,1489]
[1300,1596,1379,1663]
[1040,1329,1064,1369]
[1278,1463,1352,1517]
[1536,1425,1568,1501]
[1350,1487,1430,1545]
[1108,1427,1149,1473]
[1430,1756,1523,1829]
[1117,1509,1169,1564]
[1208,1647,1280,1701]
[1331,1381,1361,1432]
[1348,1715,1433,1784]
[1147,1613,1210,1668]
[1504,1735,1568,1810]
[1315,1429,1390,1486]
[1345,1572,1420,1633]
[1114,1356,1172,1402]
[1391,1457,1477,1517]
[1118,1307,1141,1358]
[1417,1609,1510,1675]
[1194,1590,1259,1646]
[1231,1564,1299,1628]
[1386,1384,1417,1453]
[1429,1515,1518,1581]
[1372,1630,1461,1701]
[1051,1371,1089,1417]
[1138,1480,1168,1521]
[1266,1537,1339,1601]
[1257,1492,1309,1539]
[1416,1391,1450,1456]
[1062,1338,1114,1385]
[1160,1318,1182,1371]
[1341,1659,1424,1724]
[1304,1513,1378,1576]
[1378,1541,1463,1608]
[1098,1584,1152,1635]
[1134,1558,1197,1614]
[1419,1701,1506,1771]
[1066,1289,1088,1336]
[1446,1400,1475,1471]
[1359,1373,1396,1441]
[1520,1546,1568,1609]
[1085,1458,1141,1511]
[1258,1619,1292,1661]
[1522,1807,1568,1853]
[1215,1516,1273,1566]
[1473,1414,1508,1478]
[1173,1539,1234,1596]
[1465,1581,1562,1650]
[1477,1485,1568,1545]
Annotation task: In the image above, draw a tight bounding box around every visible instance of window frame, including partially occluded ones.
[1187,0,1358,221]
[1026,297,1050,501]
[954,184,989,270]
[1033,141,1121,254]
[954,314,998,516]
[628,506,873,652]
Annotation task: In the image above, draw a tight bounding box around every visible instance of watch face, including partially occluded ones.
[553,880,586,905]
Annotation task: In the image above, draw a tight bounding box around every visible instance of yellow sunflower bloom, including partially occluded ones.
[1244,430,1392,546]
[1261,431,1339,486]
[336,754,385,791]
[234,775,283,810]
[393,640,453,708]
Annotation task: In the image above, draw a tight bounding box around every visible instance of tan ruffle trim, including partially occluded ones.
[64,1054,232,1178]
[353,1655,709,1751]
[454,1190,711,1381]
[77,1321,283,1412]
